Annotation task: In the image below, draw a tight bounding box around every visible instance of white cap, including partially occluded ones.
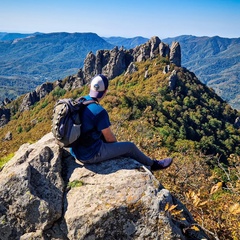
[89,74,109,98]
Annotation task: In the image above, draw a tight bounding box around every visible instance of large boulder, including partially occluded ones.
[0,133,208,240]
[0,133,64,239]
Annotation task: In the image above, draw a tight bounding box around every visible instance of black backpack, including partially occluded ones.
[52,97,96,147]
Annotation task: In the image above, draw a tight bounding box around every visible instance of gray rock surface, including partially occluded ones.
[0,133,209,239]
[0,108,10,127]
[169,70,178,90]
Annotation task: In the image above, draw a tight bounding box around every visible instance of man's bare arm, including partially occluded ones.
[102,127,117,143]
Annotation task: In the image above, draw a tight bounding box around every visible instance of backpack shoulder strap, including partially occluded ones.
[83,99,97,106]
[77,97,98,106]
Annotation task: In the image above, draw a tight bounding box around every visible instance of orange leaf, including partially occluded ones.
[210,182,222,195]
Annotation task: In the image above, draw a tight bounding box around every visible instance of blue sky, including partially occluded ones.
[1,0,240,39]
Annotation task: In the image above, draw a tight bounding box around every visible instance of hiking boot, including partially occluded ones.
[151,158,173,171]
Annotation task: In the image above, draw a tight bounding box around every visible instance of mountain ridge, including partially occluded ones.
[0,32,239,109]
[0,32,114,100]
[162,35,240,109]
[0,41,239,238]
[0,32,41,41]
[102,36,149,49]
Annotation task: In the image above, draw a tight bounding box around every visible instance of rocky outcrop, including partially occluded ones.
[159,42,170,57]
[19,82,54,112]
[82,46,133,82]
[163,65,170,74]
[62,36,181,92]
[0,133,63,240]
[169,69,178,90]
[1,98,11,106]
[0,108,10,127]
[125,62,138,75]
[2,131,12,141]
[79,36,181,84]
[0,133,209,240]
[170,42,181,67]
[234,116,240,128]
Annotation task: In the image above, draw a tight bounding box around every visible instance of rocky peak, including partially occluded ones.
[0,133,209,239]
[159,41,170,57]
[79,36,181,84]
[82,46,133,82]
[1,98,11,106]
[150,36,162,58]
[170,41,181,66]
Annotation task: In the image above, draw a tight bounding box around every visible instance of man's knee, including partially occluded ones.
[125,141,137,150]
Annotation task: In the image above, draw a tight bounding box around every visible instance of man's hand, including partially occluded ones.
[102,127,117,143]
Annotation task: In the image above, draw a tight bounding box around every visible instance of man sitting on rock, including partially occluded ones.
[70,74,173,171]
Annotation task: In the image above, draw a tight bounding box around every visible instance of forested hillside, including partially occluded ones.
[0,32,114,101]
[0,55,239,239]
[163,35,240,109]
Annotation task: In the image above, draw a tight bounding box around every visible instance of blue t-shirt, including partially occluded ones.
[70,95,111,160]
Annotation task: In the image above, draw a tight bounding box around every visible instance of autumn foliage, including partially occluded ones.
[0,56,239,239]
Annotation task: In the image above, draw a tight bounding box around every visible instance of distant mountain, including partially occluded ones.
[102,36,149,49]
[0,32,39,41]
[163,35,240,109]
[0,32,114,101]
[0,32,7,39]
